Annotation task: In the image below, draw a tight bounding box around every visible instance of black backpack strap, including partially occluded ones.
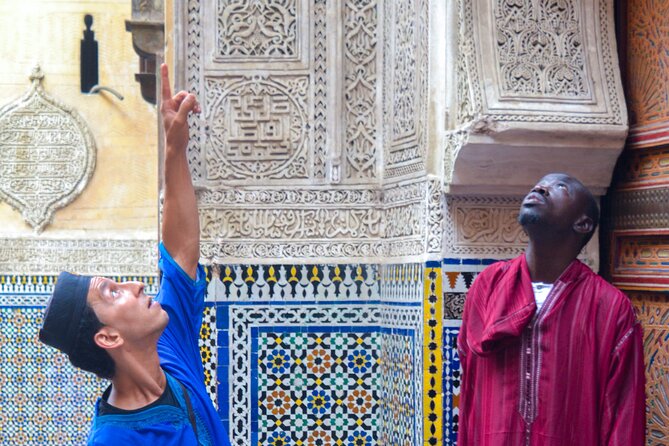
[177,379,199,443]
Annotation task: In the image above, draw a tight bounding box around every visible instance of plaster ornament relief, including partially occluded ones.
[0,66,96,232]
[447,0,628,196]
[495,0,589,98]
[343,0,379,181]
[0,238,157,276]
[383,0,429,179]
[175,0,436,262]
[204,75,309,182]
[215,0,299,60]
[443,196,528,258]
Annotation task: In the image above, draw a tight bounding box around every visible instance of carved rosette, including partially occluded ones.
[0,66,96,232]
[204,76,309,182]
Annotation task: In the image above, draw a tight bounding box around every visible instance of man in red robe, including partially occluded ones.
[457,173,645,446]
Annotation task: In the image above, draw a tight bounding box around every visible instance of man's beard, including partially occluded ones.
[518,208,542,227]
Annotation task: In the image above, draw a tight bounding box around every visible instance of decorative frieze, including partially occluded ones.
[0,238,157,276]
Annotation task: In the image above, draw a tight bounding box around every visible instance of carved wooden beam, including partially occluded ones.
[125,0,164,104]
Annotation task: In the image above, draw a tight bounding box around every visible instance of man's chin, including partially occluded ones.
[518,210,542,227]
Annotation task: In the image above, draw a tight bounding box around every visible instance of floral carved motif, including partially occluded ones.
[344,0,379,180]
[216,0,298,58]
[383,0,428,178]
[494,0,589,98]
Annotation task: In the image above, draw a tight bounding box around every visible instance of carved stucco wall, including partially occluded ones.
[168,1,622,445]
[173,0,438,265]
[0,0,158,275]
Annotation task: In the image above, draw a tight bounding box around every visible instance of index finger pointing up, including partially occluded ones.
[161,63,172,101]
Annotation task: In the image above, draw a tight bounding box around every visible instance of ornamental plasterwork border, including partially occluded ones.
[457,0,624,125]
[0,238,157,275]
[443,195,527,258]
[197,179,434,263]
[383,0,429,179]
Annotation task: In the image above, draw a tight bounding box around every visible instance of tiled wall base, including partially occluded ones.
[0,306,106,445]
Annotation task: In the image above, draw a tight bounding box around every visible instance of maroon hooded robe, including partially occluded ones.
[457,255,645,446]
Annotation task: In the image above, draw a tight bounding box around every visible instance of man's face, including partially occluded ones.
[87,278,168,347]
[518,173,586,230]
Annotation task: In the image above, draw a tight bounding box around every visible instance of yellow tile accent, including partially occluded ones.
[424,265,444,446]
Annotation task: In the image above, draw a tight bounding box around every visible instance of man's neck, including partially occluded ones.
[525,240,579,284]
[107,347,166,410]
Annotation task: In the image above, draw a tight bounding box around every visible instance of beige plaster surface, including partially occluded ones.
[0,0,158,235]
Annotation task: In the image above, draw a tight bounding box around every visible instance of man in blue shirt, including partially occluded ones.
[39,64,231,446]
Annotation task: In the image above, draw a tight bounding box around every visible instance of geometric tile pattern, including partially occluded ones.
[380,263,423,302]
[442,322,462,446]
[209,258,425,446]
[227,305,384,445]
[199,304,218,406]
[0,307,107,445]
[207,263,380,302]
[378,331,416,446]
[424,262,443,446]
[255,330,379,446]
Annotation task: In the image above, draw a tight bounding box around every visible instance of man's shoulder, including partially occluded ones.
[576,264,635,315]
[473,256,521,284]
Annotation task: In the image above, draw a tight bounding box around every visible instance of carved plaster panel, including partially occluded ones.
[0,238,157,276]
[457,0,623,122]
[0,67,96,232]
[343,0,380,181]
[173,1,436,262]
[447,0,628,195]
[383,0,429,179]
[444,195,527,258]
[494,0,590,99]
[205,0,310,70]
[444,195,598,268]
[203,75,310,182]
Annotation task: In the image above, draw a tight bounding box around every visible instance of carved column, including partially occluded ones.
[447,0,627,196]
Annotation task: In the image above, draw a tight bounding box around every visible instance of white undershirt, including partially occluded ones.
[532,282,554,310]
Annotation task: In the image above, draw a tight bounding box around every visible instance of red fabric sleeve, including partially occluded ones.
[601,321,646,446]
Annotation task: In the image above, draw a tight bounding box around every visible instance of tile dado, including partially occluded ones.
[0,261,472,445]
[209,262,424,446]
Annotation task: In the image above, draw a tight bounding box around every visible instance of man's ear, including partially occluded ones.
[573,214,594,236]
[94,327,124,350]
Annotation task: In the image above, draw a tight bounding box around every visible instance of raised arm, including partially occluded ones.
[159,64,201,279]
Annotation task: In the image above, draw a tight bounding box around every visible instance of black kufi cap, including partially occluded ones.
[39,272,92,356]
